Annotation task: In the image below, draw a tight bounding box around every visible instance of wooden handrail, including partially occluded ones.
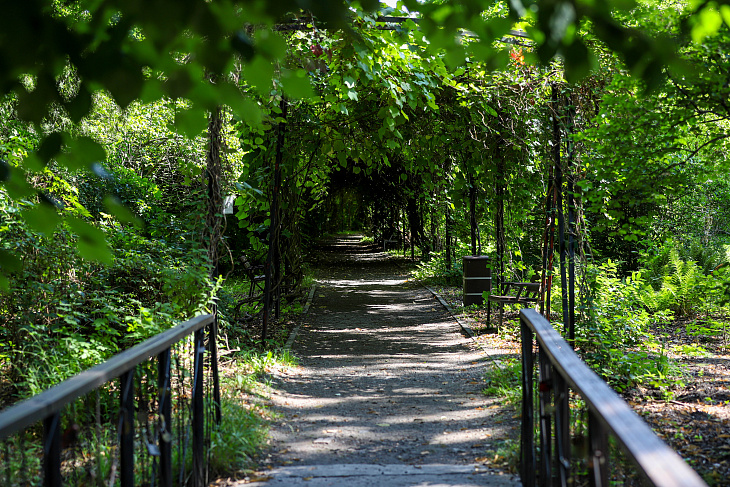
[520,308,707,487]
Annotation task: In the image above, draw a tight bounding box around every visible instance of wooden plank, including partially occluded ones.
[0,314,214,440]
[520,309,707,487]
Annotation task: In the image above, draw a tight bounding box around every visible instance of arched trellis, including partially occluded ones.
[205,16,587,342]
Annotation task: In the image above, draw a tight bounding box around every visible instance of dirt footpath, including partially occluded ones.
[248,237,520,486]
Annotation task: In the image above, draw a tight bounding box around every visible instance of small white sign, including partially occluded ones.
[223,195,236,214]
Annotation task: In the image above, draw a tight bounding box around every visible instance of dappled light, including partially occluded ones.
[261,237,520,485]
[3,2,730,485]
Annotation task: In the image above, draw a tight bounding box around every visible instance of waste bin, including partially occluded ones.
[463,256,491,306]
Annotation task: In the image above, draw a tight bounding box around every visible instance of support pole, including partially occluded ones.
[469,171,478,256]
[263,98,287,341]
[566,99,577,343]
[552,84,570,338]
[206,107,223,279]
[445,200,452,270]
[495,144,505,293]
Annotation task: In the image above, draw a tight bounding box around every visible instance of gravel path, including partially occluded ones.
[247,236,521,486]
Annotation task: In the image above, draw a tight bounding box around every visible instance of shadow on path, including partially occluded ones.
[247,236,520,486]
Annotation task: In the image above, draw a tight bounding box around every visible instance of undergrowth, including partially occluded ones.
[482,358,521,405]
[210,347,297,477]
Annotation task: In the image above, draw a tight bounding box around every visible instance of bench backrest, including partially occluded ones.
[503,281,540,302]
[239,255,262,278]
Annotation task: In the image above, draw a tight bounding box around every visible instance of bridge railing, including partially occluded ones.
[0,314,220,487]
[519,308,707,487]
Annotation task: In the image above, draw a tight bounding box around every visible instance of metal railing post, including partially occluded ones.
[209,317,222,424]
[554,371,571,487]
[43,413,61,487]
[520,315,536,486]
[538,348,552,486]
[158,349,172,487]
[120,369,135,487]
[589,411,609,487]
[192,327,205,487]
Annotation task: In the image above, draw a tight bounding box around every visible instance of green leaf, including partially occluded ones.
[231,30,255,61]
[245,55,275,97]
[0,249,23,273]
[234,98,264,127]
[37,132,63,166]
[281,69,315,99]
[3,167,34,199]
[563,39,594,82]
[66,216,113,264]
[66,85,93,123]
[103,195,143,228]
[57,136,107,171]
[721,5,730,27]
[175,107,208,139]
[692,6,723,43]
[21,205,60,236]
[255,29,287,60]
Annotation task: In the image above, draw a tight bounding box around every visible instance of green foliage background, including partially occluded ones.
[2,0,730,479]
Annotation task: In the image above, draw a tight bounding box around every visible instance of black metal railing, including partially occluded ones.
[520,308,707,487]
[0,314,220,487]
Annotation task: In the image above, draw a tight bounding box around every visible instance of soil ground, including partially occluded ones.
[238,236,521,486]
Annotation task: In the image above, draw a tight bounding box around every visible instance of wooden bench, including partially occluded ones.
[383,234,400,251]
[239,255,265,297]
[487,281,541,330]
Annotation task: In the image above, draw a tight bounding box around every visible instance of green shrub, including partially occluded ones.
[411,249,464,285]
[482,358,522,405]
[640,249,709,317]
[577,261,681,393]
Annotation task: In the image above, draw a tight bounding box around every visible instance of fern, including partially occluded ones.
[652,250,707,317]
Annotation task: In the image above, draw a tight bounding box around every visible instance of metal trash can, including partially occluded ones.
[463,256,491,306]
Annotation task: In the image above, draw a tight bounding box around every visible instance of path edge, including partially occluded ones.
[424,285,475,337]
[424,284,510,371]
[284,283,317,350]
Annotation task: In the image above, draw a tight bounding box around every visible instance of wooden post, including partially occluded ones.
[430,199,437,256]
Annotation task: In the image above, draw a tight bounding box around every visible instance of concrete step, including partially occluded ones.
[239,464,521,486]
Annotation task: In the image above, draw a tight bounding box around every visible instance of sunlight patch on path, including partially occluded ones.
[260,239,520,485]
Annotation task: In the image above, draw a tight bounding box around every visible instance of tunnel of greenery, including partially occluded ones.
[2,1,730,445]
